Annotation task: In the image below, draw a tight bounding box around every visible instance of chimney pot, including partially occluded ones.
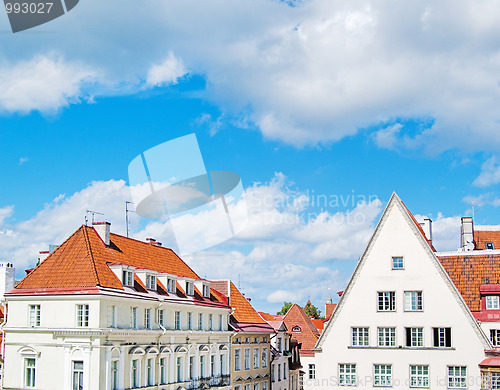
[93,222,111,246]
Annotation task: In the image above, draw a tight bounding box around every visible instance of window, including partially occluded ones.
[404,291,423,311]
[263,336,268,343]
[374,364,392,387]
[72,361,84,390]
[277,337,282,351]
[24,358,36,388]
[245,385,251,390]
[262,347,268,368]
[433,327,451,348]
[339,364,356,386]
[244,348,250,370]
[175,311,181,330]
[146,274,157,290]
[309,364,316,379]
[448,366,467,388]
[284,361,287,379]
[392,257,404,269]
[160,357,167,384]
[272,365,275,382]
[189,356,194,379]
[483,372,500,390]
[210,355,215,377]
[410,365,429,388]
[200,355,205,378]
[167,278,176,293]
[111,360,118,390]
[29,305,40,327]
[254,337,259,343]
[130,307,138,329]
[487,296,500,310]
[108,305,117,328]
[352,327,369,346]
[253,348,259,369]
[235,349,241,371]
[486,242,495,250]
[209,314,213,330]
[378,327,396,347]
[157,309,165,327]
[491,329,500,346]
[122,269,134,286]
[378,292,395,311]
[145,308,151,329]
[278,364,282,381]
[262,382,268,390]
[406,327,423,347]
[176,357,183,381]
[220,354,225,375]
[147,358,154,386]
[186,281,194,295]
[219,314,223,331]
[131,360,139,388]
[254,384,260,390]
[198,313,203,330]
[245,337,251,344]
[202,284,210,298]
[292,325,301,332]
[187,312,192,330]
[76,304,89,327]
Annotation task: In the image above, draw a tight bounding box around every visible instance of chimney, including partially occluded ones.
[461,217,474,251]
[38,251,50,263]
[93,222,111,246]
[146,238,161,246]
[0,262,15,299]
[419,218,433,245]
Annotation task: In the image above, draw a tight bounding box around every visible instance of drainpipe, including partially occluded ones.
[0,300,7,390]
[156,300,166,390]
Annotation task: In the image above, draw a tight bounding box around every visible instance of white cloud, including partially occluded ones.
[473,156,500,187]
[415,213,462,252]
[146,52,187,87]
[0,206,14,226]
[1,0,500,152]
[373,124,402,150]
[18,157,29,165]
[0,55,97,113]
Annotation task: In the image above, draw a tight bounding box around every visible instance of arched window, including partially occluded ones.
[292,325,301,332]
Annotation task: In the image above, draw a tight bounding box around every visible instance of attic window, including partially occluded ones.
[122,270,134,287]
[486,242,495,250]
[202,284,210,298]
[392,257,404,270]
[146,275,157,290]
[186,281,194,296]
[167,278,176,293]
[292,326,301,332]
[486,296,500,310]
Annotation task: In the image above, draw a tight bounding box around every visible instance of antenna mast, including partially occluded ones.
[85,210,103,225]
[125,201,134,238]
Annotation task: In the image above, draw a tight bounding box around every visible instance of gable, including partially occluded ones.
[317,193,490,350]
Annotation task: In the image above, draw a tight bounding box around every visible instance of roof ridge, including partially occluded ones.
[83,226,101,287]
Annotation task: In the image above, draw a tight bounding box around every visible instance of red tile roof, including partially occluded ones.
[438,253,500,312]
[283,304,320,356]
[15,225,200,290]
[475,230,500,250]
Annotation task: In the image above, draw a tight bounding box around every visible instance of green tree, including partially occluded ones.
[277,302,293,315]
[304,301,321,319]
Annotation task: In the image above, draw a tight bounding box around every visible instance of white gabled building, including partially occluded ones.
[2,222,232,390]
[312,193,491,389]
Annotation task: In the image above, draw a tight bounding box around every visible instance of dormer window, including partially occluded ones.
[486,242,495,250]
[146,275,157,290]
[202,284,210,298]
[487,296,500,310]
[186,281,194,296]
[122,270,134,287]
[167,278,176,293]
[292,326,301,332]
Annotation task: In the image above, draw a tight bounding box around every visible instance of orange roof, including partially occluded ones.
[475,230,500,250]
[283,303,320,355]
[311,318,324,331]
[15,225,201,290]
[438,253,500,312]
[258,312,276,321]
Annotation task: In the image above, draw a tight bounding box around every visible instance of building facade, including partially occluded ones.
[2,222,233,390]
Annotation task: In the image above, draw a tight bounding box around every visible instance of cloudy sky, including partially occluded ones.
[1,0,500,313]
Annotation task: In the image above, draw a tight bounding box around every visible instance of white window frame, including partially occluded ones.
[487,296,500,310]
[187,312,193,330]
[209,314,213,331]
[244,348,251,370]
[404,291,423,312]
[491,329,500,347]
[157,309,165,327]
[378,291,396,312]
[175,311,181,330]
[29,304,40,328]
[374,364,392,387]
[309,364,315,379]
[186,281,194,296]
[235,348,241,371]
[167,278,176,293]
[76,304,89,327]
[410,365,429,388]
[448,366,467,389]
[339,364,357,386]
[407,327,424,347]
[72,360,84,390]
[352,327,369,346]
[108,305,117,328]
[130,307,138,329]
[144,308,152,329]
[219,314,223,331]
[378,327,396,347]
[24,357,37,388]
[198,313,203,330]
[122,269,134,287]
[146,357,154,386]
[146,274,157,290]
[262,347,268,368]
[131,359,140,388]
[392,256,404,270]
[253,347,260,369]
[433,327,452,348]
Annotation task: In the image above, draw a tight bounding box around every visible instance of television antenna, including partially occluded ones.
[85,210,103,225]
[125,201,135,238]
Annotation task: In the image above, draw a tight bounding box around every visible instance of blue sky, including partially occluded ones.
[1,0,500,313]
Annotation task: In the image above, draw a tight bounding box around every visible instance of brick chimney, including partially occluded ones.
[93,222,111,246]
